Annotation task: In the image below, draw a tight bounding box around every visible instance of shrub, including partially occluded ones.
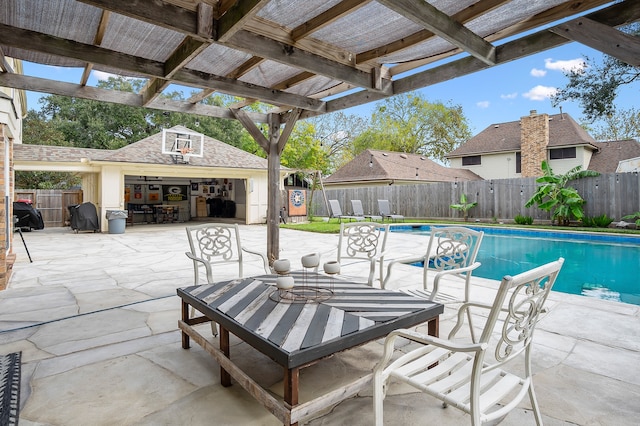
[514,215,533,225]
[582,214,614,228]
[622,211,640,227]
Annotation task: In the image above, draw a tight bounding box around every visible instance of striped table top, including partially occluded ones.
[178,271,443,368]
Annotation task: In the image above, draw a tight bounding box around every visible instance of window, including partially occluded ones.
[549,147,576,159]
[516,152,521,173]
[462,155,481,166]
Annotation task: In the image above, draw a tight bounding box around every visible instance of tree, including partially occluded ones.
[590,107,640,141]
[552,24,639,122]
[350,93,472,163]
[525,161,599,225]
[17,110,82,189]
[305,112,369,172]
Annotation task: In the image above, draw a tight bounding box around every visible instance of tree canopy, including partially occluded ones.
[553,24,639,123]
[350,93,471,163]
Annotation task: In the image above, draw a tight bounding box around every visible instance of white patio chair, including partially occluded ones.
[185,223,271,334]
[383,226,484,340]
[328,199,364,222]
[329,222,390,286]
[351,199,382,221]
[377,199,404,222]
[374,257,565,425]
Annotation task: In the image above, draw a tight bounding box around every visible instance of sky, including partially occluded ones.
[21,39,637,136]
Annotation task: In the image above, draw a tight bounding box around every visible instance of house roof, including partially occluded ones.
[588,139,640,173]
[324,149,481,185]
[14,125,269,170]
[0,2,637,122]
[446,113,598,158]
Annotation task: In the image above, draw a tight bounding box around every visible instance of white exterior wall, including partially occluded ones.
[452,146,595,179]
[548,146,593,175]
[449,152,520,180]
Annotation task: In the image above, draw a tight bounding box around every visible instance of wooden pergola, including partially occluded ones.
[1,0,639,262]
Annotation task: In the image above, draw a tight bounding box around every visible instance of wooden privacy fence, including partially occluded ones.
[14,189,83,228]
[311,173,640,222]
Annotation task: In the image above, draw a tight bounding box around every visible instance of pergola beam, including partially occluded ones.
[550,17,640,67]
[0,23,325,112]
[377,0,496,65]
[0,72,270,122]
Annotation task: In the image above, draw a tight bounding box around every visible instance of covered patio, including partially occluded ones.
[1,224,639,424]
[1,0,639,263]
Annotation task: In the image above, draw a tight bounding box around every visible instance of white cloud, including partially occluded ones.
[92,71,119,81]
[500,92,517,100]
[544,58,586,73]
[476,101,490,108]
[530,68,547,77]
[523,85,557,101]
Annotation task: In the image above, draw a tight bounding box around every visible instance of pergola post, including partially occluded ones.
[266,113,281,264]
[231,108,301,264]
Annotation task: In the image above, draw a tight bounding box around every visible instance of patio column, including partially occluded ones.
[231,109,301,264]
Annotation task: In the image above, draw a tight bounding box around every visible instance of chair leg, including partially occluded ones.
[373,372,386,426]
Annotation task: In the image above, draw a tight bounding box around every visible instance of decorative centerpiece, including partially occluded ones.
[273,259,291,275]
[323,261,340,291]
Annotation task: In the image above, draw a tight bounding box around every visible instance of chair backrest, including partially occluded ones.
[423,226,483,286]
[351,199,365,216]
[377,199,391,216]
[185,223,243,283]
[451,258,564,368]
[337,222,389,285]
[328,199,343,217]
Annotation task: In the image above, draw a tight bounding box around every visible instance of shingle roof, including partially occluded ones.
[588,139,640,173]
[446,113,598,158]
[14,126,269,170]
[324,149,481,184]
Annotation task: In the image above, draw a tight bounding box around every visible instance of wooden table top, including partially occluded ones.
[178,271,443,368]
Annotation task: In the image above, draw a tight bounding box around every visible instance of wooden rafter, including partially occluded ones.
[379,0,611,77]
[80,10,110,86]
[0,23,325,112]
[319,0,640,116]
[216,0,270,42]
[550,17,640,67]
[291,0,371,41]
[377,0,496,65]
[0,47,13,73]
[141,36,208,105]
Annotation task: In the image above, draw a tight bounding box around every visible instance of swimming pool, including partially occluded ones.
[392,225,640,306]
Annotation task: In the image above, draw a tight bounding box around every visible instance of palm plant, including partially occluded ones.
[525,161,599,225]
[450,193,477,222]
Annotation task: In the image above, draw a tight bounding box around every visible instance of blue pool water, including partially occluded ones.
[392,225,640,305]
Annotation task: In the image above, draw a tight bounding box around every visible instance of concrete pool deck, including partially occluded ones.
[1,223,639,425]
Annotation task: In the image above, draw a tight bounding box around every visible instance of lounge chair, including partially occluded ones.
[351,199,382,221]
[328,199,364,222]
[377,199,404,222]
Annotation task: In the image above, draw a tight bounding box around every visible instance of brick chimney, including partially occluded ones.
[520,110,549,177]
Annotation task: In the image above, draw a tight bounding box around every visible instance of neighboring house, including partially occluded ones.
[589,139,640,173]
[1,57,27,289]
[323,149,481,189]
[446,110,600,179]
[14,126,288,231]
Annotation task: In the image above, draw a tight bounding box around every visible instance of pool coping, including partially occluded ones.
[389,223,640,245]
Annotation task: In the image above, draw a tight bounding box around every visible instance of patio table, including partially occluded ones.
[177,271,443,425]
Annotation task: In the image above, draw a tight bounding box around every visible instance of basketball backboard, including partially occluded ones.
[161,128,204,162]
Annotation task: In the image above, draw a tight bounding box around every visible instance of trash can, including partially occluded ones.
[106,210,128,234]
